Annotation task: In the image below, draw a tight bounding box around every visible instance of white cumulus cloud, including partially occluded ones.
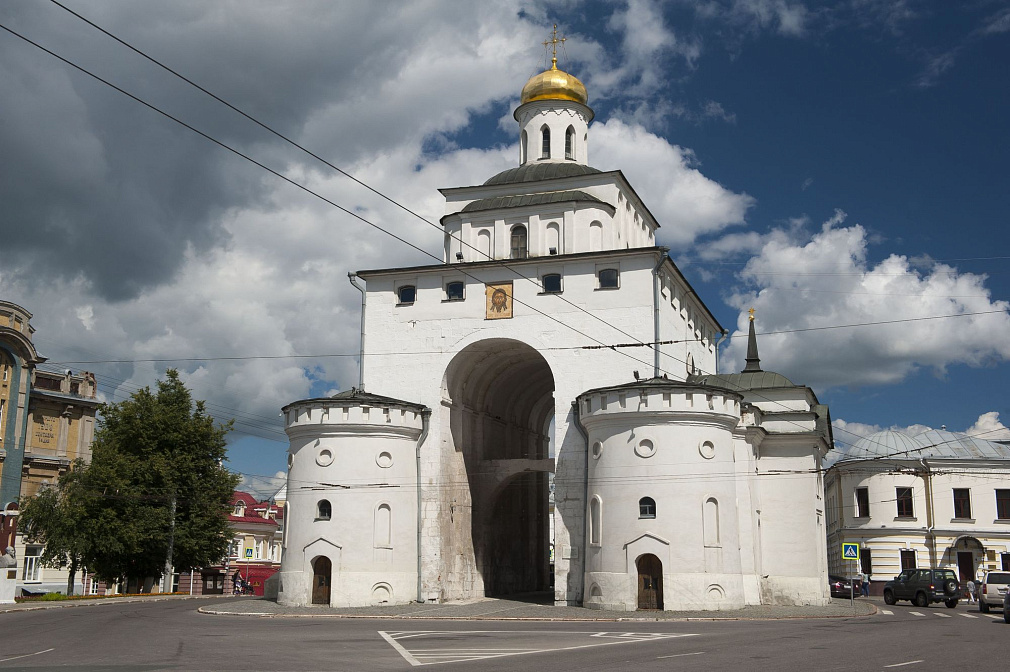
[717,211,1010,389]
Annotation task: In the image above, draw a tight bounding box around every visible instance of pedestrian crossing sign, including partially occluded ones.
[842,543,860,560]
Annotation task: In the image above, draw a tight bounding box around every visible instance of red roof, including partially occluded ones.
[229,491,280,527]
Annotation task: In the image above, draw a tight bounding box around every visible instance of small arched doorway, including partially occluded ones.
[311,556,331,605]
[637,554,663,610]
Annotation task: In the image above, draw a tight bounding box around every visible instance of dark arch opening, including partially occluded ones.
[442,339,555,597]
[636,553,663,610]
[311,556,332,605]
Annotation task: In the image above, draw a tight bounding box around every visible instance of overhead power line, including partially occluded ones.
[43,0,676,370]
[4,15,980,461]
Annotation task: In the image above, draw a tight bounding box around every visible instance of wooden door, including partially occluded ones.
[312,556,331,605]
[957,552,974,584]
[637,554,663,610]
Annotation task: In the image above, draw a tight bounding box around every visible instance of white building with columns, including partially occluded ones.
[278,49,833,611]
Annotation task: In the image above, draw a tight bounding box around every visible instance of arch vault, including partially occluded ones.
[438,339,555,598]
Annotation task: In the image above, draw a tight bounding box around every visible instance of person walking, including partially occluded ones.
[861,572,870,597]
[967,578,977,603]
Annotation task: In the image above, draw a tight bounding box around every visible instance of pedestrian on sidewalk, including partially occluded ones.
[861,572,870,597]
[967,578,977,603]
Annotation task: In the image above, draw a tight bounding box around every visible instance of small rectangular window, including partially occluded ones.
[541,274,562,294]
[953,488,972,519]
[598,268,619,289]
[445,281,464,301]
[1002,553,1010,571]
[22,546,42,582]
[896,487,914,518]
[997,490,1010,520]
[397,285,416,305]
[855,487,870,518]
[900,549,916,570]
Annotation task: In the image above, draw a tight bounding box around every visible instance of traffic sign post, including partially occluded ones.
[842,544,860,604]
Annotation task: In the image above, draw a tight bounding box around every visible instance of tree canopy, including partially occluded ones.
[20,370,239,588]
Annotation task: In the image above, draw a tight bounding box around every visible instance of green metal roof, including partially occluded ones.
[687,370,797,391]
[483,162,603,186]
[460,190,607,214]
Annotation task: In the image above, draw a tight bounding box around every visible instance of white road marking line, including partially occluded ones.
[379,631,422,667]
[960,613,978,619]
[933,613,951,618]
[982,614,1001,619]
[884,661,923,668]
[657,652,705,659]
[380,630,700,667]
[880,609,893,615]
[908,611,925,616]
[0,648,55,664]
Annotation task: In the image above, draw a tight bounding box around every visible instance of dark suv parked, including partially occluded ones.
[883,569,960,608]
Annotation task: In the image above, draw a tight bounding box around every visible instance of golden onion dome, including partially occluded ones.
[520,61,588,106]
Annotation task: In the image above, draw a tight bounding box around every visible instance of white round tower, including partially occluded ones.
[277,389,429,607]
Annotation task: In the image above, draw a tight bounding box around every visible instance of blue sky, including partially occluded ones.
[1,1,1008,496]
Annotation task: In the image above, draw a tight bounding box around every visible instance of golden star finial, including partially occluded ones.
[748,307,755,322]
[542,24,566,69]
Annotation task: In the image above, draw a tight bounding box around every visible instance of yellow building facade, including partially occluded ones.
[0,300,100,594]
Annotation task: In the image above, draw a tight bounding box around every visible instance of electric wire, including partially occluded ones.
[3,17,1001,465]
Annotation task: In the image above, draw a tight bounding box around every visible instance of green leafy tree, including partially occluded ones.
[18,462,92,595]
[81,370,239,588]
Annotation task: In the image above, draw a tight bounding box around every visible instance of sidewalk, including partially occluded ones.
[0,593,225,614]
[198,595,877,621]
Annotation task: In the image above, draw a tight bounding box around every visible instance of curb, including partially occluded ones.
[1,594,239,614]
[196,605,878,622]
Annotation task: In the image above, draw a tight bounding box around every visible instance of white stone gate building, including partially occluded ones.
[278,52,833,611]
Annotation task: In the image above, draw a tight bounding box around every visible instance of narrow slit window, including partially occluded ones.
[541,126,551,159]
[589,497,601,545]
[565,126,575,160]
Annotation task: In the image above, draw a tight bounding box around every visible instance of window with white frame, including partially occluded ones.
[230,538,241,558]
[22,546,42,582]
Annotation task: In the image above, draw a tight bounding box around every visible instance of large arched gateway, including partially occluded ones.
[440,339,555,597]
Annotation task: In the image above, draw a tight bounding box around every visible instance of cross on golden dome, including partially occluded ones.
[542,24,566,69]
[748,307,755,322]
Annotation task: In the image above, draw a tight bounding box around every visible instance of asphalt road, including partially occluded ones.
[0,599,1006,671]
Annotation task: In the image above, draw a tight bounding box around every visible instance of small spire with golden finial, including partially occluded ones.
[743,308,762,373]
[542,24,566,70]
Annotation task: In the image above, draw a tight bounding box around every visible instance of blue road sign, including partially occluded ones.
[842,543,860,561]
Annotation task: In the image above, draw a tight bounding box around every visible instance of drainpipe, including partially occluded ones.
[920,458,936,567]
[714,329,729,375]
[651,251,669,378]
[347,273,366,390]
[571,399,590,606]
[416,409,431,603]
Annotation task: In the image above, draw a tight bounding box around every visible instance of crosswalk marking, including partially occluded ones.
[982,613,1001,619]
[880,609,893,615]
[933,613,951,618]
[961,613,978,619]
[909,611,925,617]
